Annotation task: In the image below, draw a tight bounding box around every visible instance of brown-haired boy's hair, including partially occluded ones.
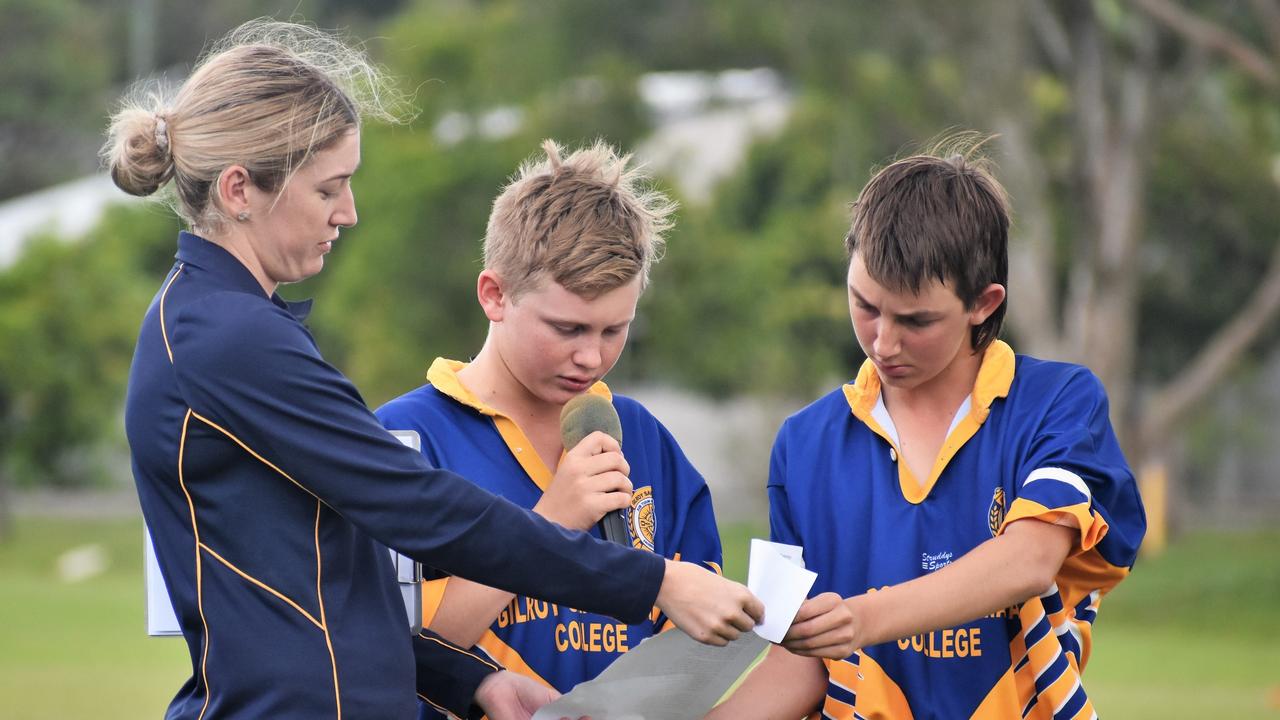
[845,135,1010,352]
[484,139,677,300]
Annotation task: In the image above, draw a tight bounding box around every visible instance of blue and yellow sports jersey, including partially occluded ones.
[376,359,723,711]
[769,341,1145,720]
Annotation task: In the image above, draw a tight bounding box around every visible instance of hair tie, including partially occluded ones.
[154,115,170,151]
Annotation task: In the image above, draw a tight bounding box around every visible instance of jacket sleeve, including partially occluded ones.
[412,630,501,720]
[169,293,664,624]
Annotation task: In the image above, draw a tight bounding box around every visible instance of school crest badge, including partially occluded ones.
[988,487,1006,537]
[628,486,656,552]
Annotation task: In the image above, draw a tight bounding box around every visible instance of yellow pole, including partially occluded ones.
[1138,459,1167,558]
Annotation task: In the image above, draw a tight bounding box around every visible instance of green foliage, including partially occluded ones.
[0,204,174,486]
[8,0,1280,485]
[0,0,111,197]
[637,106,863,397]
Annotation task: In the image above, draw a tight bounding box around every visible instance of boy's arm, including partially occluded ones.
[703,645,826,719]
[427,579,518,649]
[783,517,1074,658]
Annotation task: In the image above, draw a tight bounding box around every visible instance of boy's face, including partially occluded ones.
[847,253,996,394]
[492,276,641,408]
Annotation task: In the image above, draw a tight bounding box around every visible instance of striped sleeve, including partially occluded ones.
[1002,369,1144,569]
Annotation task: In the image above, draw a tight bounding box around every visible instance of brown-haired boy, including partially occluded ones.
[710,139,1145,719]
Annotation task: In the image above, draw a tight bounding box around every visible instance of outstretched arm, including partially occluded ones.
[704,645,826,719]
[784,517,1075,658]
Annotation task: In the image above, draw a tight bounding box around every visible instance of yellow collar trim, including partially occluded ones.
[424,358,612,493]
[842,340,1015,419]
[842,340,1017,503]
[425,357,614,414]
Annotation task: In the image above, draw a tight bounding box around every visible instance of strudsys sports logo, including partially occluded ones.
[628,486,656,552]
[988,487,1006,537]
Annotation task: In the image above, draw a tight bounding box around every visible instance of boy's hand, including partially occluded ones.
[781,592,860,659]
[533,431,632,531]
[656,559,764,645]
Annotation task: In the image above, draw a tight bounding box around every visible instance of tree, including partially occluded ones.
[961,0,1280,539]
[0,0,111,199]
[1122,0,1280,523]
[0,204,173,535]
[635,0,1280,538]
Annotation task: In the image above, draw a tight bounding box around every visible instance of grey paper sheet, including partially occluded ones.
[532,628,769,720]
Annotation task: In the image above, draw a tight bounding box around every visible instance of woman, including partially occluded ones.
[104,20,760,720]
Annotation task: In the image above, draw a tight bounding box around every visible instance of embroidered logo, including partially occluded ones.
[988,487,1007,537]
[628,486,656,552]
[921,550,953,571]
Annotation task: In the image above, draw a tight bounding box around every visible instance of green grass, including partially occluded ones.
[1,518,1277,718]
[0,517,188,718]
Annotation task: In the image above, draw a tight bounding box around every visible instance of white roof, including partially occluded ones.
[0,174,142,269]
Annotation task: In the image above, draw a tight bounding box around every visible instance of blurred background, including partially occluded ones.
[1,0,1278,717]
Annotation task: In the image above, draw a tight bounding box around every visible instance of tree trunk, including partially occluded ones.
[0,469,11,542]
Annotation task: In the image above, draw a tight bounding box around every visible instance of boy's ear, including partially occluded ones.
[969,283,1006,325]
[476,269,508,322]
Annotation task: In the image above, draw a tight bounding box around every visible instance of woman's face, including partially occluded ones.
[244,129,360,288]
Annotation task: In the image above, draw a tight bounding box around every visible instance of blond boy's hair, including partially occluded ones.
[484,139,676,299]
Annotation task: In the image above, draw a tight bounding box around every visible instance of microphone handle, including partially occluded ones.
[598,509,631,545]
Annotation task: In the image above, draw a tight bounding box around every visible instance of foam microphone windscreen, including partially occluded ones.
[559,393,623,450]
[558,393,631,545]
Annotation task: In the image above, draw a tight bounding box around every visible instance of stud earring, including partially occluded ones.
[237,211,250,222]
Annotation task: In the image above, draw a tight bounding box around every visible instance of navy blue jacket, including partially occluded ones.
[126,233,665,719]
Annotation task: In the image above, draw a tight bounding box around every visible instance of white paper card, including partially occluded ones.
[144,526,182,636]
[747,538,817,643]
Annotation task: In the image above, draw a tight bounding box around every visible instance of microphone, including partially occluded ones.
[559,394,632,545]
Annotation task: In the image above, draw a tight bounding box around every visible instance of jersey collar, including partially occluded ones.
[174,231,312,321]
[425,358,613,415]
[424,358,612,493]
[843,340,1017,503]
[843,339,1015,419]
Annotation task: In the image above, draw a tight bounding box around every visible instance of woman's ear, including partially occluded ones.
[216,164,254,219]
[476,269,509,322]
[969,283,1006,325]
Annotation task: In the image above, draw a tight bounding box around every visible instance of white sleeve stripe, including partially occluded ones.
[1023,467,1091,500]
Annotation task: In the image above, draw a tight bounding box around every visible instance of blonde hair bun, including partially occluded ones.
[105,106,174,197]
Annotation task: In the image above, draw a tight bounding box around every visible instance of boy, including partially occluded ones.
[376,140,730,715]
[711,142,1146,719]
